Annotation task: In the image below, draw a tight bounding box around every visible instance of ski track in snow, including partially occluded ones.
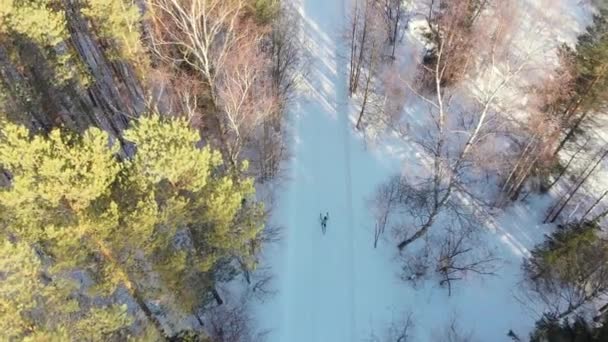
[280,0,355,340]
[251,0,595,341]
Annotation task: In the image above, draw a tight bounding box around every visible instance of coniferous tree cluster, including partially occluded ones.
[529,314,608,342]
[0,115,265,339]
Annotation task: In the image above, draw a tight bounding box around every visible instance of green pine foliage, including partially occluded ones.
[0,241,132,341]
[249,0,280,24]
[0,114,265,338]
[554,5,608,118]
[524,221,606,285]
[523,221,608,318]
[530,314,608,342]
[571,8,608,112]
[0,0,145,88]
[0,0,81,84]
[0,0,67,47]
[82,0,144,62]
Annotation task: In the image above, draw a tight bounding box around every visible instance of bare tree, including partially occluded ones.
[545,138,589,192]
[206,304,264,342]
[387,311,415,342]
[497,112,560,204]
[375,0,410,59]
[401,234,433,287]
[348,0,408,132]
[356,36,381,130]
[270,5,306,111]
[348,0,377,95]
[552,63,608,158]
[380,63,409,132]
[371,175,401,248]
[497,51,577,204]
[396,42,528,250]
[417,0,484,90]
[474,0,519,67]
[248,266,276,302]
[435,226,497,296]
[433,316,476,342]
[215,21,278,166]
[149,0,245,101]
[367,311,415,342]
[395,188,498,294]
[250,4,306,183]
[149,0,280,168]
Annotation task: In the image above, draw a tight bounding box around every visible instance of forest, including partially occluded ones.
[1,0,608,341]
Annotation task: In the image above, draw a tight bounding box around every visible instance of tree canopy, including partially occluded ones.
[0,114,265,339]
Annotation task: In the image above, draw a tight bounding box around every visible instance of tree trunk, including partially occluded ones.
[397,216,436,250]
[356,41,377,130]
[352,6,368,95]
[509,153,541,201]
[349,2,359,95]
[591,207,608,224]
[553,64,608,157]
[356,75,371,130]
[581,189,608,222]
[397,186,453,250]
[499,136,538,204]
[546,139,588,191]
[94,239,168,339]
[546,149,608,223]
[212,287,224,306]
[390,2,400,59]
[552,110,590,158]
[0,45,53,131]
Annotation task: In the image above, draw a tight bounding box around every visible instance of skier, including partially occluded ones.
[319,212,329,234]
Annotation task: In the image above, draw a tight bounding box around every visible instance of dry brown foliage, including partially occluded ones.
[417,0,480,90]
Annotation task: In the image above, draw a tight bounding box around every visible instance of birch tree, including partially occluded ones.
[149,0,245,100]
[149,0,286,174]
[215,20,278,166]
[396,36,527,250]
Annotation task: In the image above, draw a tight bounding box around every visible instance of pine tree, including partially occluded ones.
[0,0,146,138]
[0,240,132,341]
[523,221,608,318]
[530,314,608,342]
[553,9,608,156]
[81,0,145,62]
[0,115,265,337]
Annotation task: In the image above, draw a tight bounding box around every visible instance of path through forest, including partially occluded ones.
[279,0,355,340]
[255,0,414,340]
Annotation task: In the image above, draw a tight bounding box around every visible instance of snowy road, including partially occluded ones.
[260,0,413,340]
[280,0,356,340]
[257,0,421,340]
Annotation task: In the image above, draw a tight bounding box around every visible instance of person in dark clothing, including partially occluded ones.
[319,212,329,234]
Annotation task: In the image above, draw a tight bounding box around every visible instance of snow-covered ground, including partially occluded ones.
[251,0,596,341]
